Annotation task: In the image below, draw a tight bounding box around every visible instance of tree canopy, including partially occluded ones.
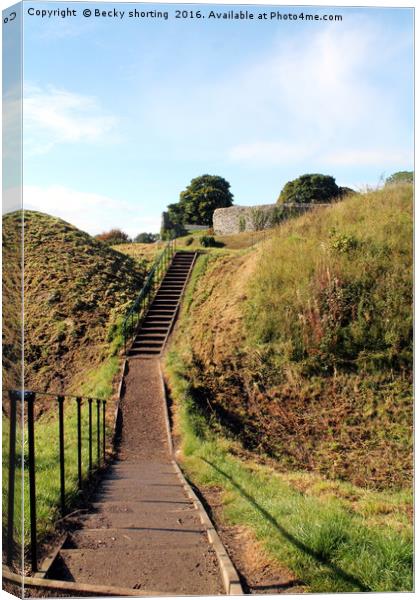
[167,175,234,227]
[134,232,159,243]
[277,174,341,205]
[385,171,413,186]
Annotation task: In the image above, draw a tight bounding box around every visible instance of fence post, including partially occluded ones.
[96,399,100,466]
[7,391,18,566]
[102,400,106,462]
[76,397,82,490]
[25,391,37,572]
[88,398,93,474]
[57,395,66,516]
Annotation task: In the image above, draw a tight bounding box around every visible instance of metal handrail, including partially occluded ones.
[122,238,176,354]
[6,389,110,573]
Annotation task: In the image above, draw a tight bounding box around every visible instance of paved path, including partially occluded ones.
[52,358,223,595]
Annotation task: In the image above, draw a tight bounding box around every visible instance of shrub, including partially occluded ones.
[250,207,271,231]
[95,229,130,245]
[185,237,194,246]
[200,235,217,247]
[385,171,413,186]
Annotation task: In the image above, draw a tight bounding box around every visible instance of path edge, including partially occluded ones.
[158,362,243,596]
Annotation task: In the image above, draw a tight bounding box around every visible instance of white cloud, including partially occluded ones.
[2,86,22,161]
[23,84,118,155]
[146,17,411,170]
[21,185,161,237]
[229,141,316,165]
[321,148,411,167]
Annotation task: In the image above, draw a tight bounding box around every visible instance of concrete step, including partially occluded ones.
[134,334,167,342]
[55,546,220,593]
[142,317,172,323]
[155,292,181,297]
[133,341,164,349]
[151,302,178,308]
[79,505,201,530]
[67,527,206,550]
[128,348,161,356]
[139,325,170,331]
[90,500,196,518]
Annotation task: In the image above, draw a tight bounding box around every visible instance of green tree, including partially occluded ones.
[385,171,413,185]
[134,232,159,243]
[169,175,234,226]
[278,174,340,205]
[338,186,356,197]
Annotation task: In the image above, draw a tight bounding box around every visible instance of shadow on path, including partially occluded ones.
[202,458,370,592]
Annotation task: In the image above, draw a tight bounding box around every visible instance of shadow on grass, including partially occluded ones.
[202,458,370,592]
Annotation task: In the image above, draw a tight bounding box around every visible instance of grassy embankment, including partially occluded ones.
[164,184,413,592]
[2,211,146,552]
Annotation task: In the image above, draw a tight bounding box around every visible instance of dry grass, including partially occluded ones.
[11,211,146,397]
[112,241,162,268]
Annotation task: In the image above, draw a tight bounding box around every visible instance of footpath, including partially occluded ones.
[47,252,241,595]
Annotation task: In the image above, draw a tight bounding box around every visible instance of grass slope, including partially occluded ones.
[164,184,413,592]
[167,185,412,491]
[164,357,412,592]
[3,210,146,557]
[22,211,145,395]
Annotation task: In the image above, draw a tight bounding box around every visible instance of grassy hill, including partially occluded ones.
[168,184,412,491]
[164,184,413,591]
[3,210,146,399]
[3,210,147,546]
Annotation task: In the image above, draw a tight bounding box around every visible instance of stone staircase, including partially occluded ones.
[128,251,196,358]
[47,358,224,595]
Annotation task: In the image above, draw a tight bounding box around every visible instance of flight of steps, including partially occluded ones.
[48,459,223,594]
[128,251,196,358]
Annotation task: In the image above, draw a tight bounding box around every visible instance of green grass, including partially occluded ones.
[3,401,103,545]
[164,350,413,593]
[247,184,412,375]
[2,353,118,554]
[174,227,272,251]
[78,356,120,399]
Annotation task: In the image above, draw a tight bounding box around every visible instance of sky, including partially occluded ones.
[2,1,415,236]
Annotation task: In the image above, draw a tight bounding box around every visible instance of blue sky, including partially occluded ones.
[9,2,415,235]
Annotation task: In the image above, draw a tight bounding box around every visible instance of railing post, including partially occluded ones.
[7,391,18,566]
[25,391,37,572]
[102,400,106,462]
[76,397,82,490]
[96,400,101,466]
[88,398,93,474]
[57,395,66,516]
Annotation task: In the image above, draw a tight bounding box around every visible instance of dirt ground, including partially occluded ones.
[197,486,307,595]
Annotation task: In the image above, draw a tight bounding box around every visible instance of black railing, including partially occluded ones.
[5,389,110,573]
[122,239,176,354]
